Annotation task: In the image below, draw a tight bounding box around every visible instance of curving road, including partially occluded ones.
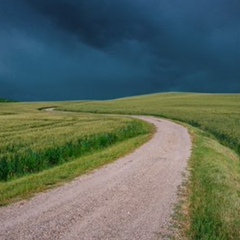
[0,117,191,240]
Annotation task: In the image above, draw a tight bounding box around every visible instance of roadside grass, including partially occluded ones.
[57,93,240,239]
[189,131,240,240]
[0,133,153,206]
[173,124,240,240]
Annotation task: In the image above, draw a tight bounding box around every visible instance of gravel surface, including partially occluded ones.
[0,117,191,240]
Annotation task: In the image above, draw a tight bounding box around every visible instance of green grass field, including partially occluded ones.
[58,93,240,240]
[0,103,154,205]
[1,94,239,239]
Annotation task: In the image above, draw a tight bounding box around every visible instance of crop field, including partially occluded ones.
[58,93,240,239]
[0,103,153,204]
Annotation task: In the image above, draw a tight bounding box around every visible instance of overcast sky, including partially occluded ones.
[0,0,239,101]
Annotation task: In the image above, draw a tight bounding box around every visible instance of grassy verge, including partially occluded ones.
[0,131,154,206]
[175,124,240,240]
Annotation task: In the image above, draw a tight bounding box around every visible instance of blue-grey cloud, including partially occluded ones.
[0,0,239,101]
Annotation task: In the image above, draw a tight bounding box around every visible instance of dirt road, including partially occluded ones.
[0,117,191,240]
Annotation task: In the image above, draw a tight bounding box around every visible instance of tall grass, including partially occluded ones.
[0,133,153,206]
[0,105,150,181]
[188,127,240,240]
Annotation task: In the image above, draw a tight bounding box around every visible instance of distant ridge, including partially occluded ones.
[0,98,16,103]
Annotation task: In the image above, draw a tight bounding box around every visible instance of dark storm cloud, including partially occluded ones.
[0,0,239,101]
[23,0,158,48]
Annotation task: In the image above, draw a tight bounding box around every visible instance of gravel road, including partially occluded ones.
[0,117,191,240]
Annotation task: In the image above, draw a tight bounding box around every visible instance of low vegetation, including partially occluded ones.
[58,93,240,239]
